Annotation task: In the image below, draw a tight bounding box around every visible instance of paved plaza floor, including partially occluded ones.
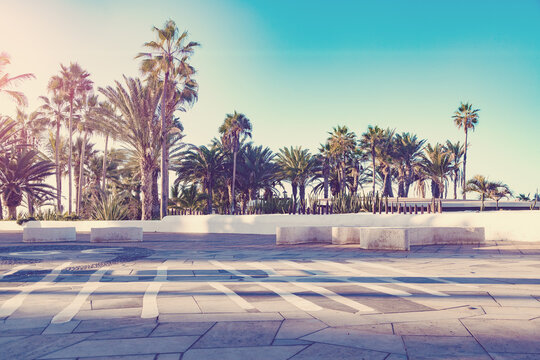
[0,232,539,359]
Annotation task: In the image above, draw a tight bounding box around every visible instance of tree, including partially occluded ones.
[275,146,316,212]
[0,150,56,218]
[56,63,93,214]
[137,19,200,219]
[239,144,278,202]
[360,125,386,197]
[0,53,35,106]
[394,133,425,197]
[465,175,492,211]
[421,143,453,199]
[99,77,161,220]
[374,129,395,197]
[39,80,69,212]
[488,182,512,210]
[218,111,252,214]
[444,140,464,199]
[174,145,224,214]
[452,102,480,199]
[327,126,357,195]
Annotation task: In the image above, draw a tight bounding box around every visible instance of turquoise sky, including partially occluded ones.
[1,0,539,195]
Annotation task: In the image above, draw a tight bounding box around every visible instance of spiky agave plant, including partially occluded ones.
[91,191,129,220]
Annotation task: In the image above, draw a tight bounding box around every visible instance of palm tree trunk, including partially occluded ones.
[101,133,109,192]
[453,170,458,199]
[231,151,237,214]
[462,129,468,200]
[55,119,62,213]
[292,182,298,211]
[76,131,87,214]
[207,182,213,214]
[371,147,376,198]
[323,160,329,199]
[152,169,160,219]
[0,196,3,220]
[68,96,74,214]
[27,193,34,216]
[140,159,153,220]
[8,205,17,220]
[299,183,306,212]
[160,71,170,219]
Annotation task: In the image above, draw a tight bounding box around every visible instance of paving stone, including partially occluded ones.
[461,318,540,353]
[182,345,306,360]
[76,355,155,360]
[89,322,157,339]
[156,354,182,360]
[75,317,156,333]
[301,327,406,354]
[0,336,25,345]
[403,335,491,359]
[275,319,327,339]
[385,355,408,360]
[193,320,281,348]
[42,320,81,335]
[41,336,198,358]
[272,338,313,346]
[343,323,394,334]
[159,312,283,322]
[157,296,201,314]
[490,353,540,360]
[151,322,214,336]
[91,297,143,310]
[393,319,470,336]
[75,307,142,320]
[0,333,92,360]
[290,343,388,359]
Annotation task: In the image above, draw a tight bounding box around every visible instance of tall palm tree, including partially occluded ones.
[275,146,316,211]
[452,102,480,199]
[0,150,56,218]
[421,143,453,199]
[444,140,464,199]
[99,76,161,219]
[0,117,18,219]
[218,111,252,214]
[0,53,35,106]
[137,19,200,219]
[240,144,278,202]
[174,145,224,214]
[14,107,48,148]
[394,132,426,197]
[375,129,395,197]
[360,125,386,197]
[327,125,357,195]
[39,80,69,212]
[317,142,332,199]
[56,63,93,214]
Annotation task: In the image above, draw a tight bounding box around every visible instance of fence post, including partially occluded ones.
[414,204,418,214]
[438,200,443,213]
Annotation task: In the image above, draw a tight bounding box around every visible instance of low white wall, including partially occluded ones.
[0,211,539,242]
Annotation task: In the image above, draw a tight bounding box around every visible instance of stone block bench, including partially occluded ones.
[23,227,76,243]
[277,225,485,250]
[90,227,143,243]
[276,226,332,245]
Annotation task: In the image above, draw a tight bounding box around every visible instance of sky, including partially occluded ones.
[1,0,539,196]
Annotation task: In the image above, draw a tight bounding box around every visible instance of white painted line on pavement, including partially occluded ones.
[208,282,256,311]
[0,265,28,280]
[0,262,71,318]
[51,267,109,324]
[141,265,167,319]
[251,262,375,313]
[210,260,322,312]
[349,260,478,289]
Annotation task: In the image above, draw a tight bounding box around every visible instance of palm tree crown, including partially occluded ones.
[0,53,35,106]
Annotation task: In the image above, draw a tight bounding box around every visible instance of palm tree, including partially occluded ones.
[14,107,48,149]
[137,19,200,219]
[0,117,18,219]
[240,144,278,202]
[393,133,426,197]
[99,76,161,219]
[56,63,93,214]
[488,182,512,210]
[275,146,316,212]
[360,125,386,197]
[421,143,453,199]
[170,184,206,212]
[174,145,224,214]
[317,142,332,199]
[452,102,480,199]
[465,175,493,211]
[39,81,69,212]
[218,111,252,214]
[375,129,395,197]
[444,140,464,199]
[0,150,56,218]
[327,125,357,195]
[0,53,35,106]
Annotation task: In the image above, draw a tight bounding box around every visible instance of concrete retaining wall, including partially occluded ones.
[0,211,538,242]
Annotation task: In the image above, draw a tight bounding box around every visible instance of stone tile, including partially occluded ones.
[279,311,313,319]
[41,336,198,358]
[156,354,182,360]
[0,336,25,345]
[91,297,143,310]
[490,353,540,360]
[193,321,281,348]
[291,343,388,360]
[182,345,306,360]
[157,296,201,314]
[272,339,313,346]
[77,356,155,360]
[343,323,394,334]
[75,317,156,333]
[275,319,327,339]
[159,312,282,322]
[301,327,406,354]
[42,320,80,335]
[393,319,470,336]
[0,333,92,360]
[403,335,491,360]
[89,322,157,339]
[151,322,214,337]
[75,307,141,320]
[385,355,408,360]
[461,318,540,353]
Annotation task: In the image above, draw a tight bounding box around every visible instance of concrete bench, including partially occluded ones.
[90,227,143,243]
[408,227,485,245]
[359,227,410,251]
[276,226,331,245]
[23,227,76,243]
